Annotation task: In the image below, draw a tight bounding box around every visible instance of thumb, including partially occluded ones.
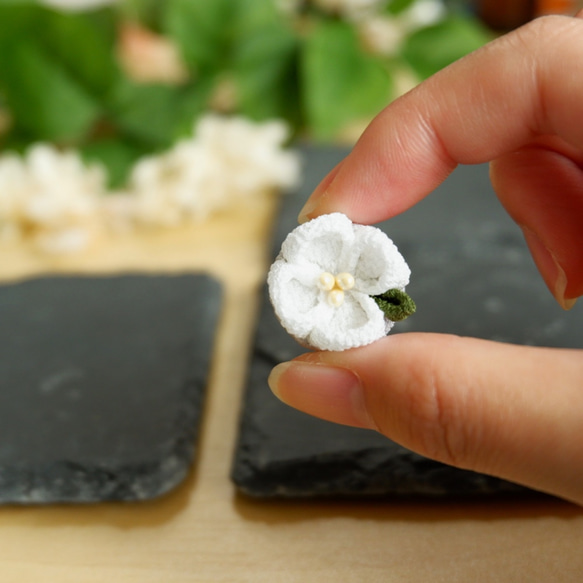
[268,333,583,505]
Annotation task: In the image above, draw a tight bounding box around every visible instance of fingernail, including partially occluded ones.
[522,227,577,310]
[298,162,343,223]
[297,194,322,224]
[268,361,375,429]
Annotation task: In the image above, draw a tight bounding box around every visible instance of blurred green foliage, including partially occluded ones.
[0,0,492,186]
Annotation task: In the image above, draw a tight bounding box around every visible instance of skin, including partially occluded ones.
[268,14,583,505]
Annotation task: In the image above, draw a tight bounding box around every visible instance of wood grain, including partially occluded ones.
[0,193,582,583]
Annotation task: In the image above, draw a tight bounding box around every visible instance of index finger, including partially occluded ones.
[299,15,583,224]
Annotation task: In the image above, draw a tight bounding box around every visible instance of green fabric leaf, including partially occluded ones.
[372,288,416,322]
[402,16,493,79]
[301,21,392,140]
[0,40,100,142]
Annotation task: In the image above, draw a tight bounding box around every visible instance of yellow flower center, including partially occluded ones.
[317,272,355,307]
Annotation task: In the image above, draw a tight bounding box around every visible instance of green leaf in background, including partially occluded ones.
[235,23,300,124]
[107,79,213,149]
[232,0,301,126]
[0,2,39,44]
[0,0,495,163]
[119,0,165,32]
[41,9,120,98]
[301,21,392,140]
[233,0,285,32]
[171,80,216,138]
[81,138,145,188]
[0,40,100,143]
[0,2,116,145]
[384,0,416,16]
[163,0,234,72]
[402,16,493,79]
[107,81,184,148]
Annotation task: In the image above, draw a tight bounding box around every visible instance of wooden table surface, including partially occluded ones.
[0,192,582,583]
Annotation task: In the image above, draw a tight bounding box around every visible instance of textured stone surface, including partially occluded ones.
[0,274,221,503]
[232,146,583,498]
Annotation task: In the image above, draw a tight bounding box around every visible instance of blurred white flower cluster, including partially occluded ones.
[0,115,300,254]
[358,0,446,57]
[38,0,118,11]
[39,0,118,11]
[278,0,445,57]
[130,115,300,227]
[0,145,105,254]
[313,0,384,19]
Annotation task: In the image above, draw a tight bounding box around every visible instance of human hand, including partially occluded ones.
[268,14,583,505]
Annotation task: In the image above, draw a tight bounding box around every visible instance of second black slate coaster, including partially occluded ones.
[0,273,221,503]
[232,146,583,498]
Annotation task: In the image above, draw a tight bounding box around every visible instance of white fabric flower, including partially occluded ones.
[268,213,411,351]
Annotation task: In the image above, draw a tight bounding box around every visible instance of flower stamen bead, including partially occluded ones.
[268,212,413,352]
[327,288,345,307]
[318,271,335,291]
[318,271,355,307]
[335,272,355,290]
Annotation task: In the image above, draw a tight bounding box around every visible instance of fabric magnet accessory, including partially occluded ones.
[268,212,415,351]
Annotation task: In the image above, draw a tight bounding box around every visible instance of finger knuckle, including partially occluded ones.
[399,347,475,469]
[510,15,581,55]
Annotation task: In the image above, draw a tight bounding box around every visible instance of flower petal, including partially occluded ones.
[308,292,388,351]
[268,213,412,351]
[268,260,323,340]
[280,212,354,272]
[350,224,410,295]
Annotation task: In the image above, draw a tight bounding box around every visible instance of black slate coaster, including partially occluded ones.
[232,146,583,498]
[0,273,221,503]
